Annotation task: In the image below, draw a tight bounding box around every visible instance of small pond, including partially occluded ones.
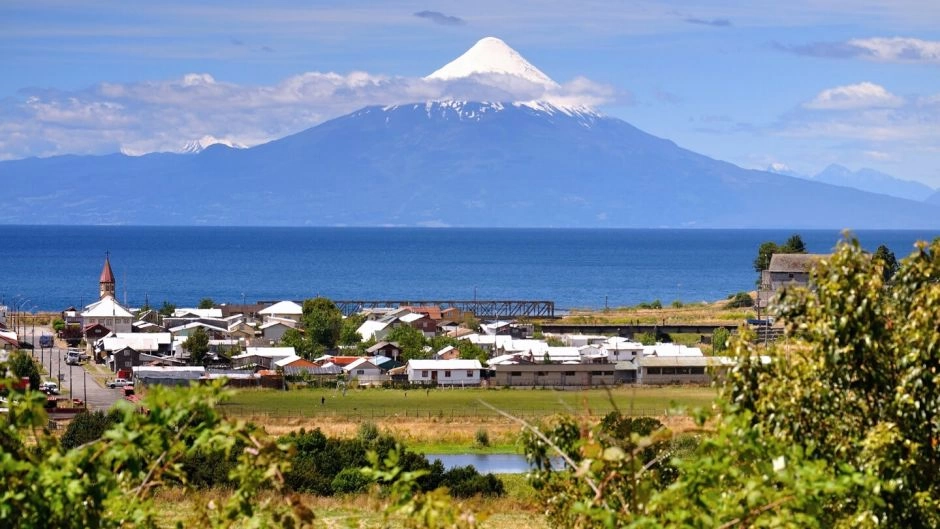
[424,453,562,474]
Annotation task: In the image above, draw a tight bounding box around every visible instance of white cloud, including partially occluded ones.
[847,37,940,63]
[0,70,617,160]
[804,82,904,110]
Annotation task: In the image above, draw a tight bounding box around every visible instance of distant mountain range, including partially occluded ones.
[1,37,939,228]
[770,163,936,203]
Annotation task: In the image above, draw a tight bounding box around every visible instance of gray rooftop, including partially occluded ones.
[767,253,828,273]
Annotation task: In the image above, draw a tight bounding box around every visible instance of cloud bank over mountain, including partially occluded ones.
[0,64,616,160]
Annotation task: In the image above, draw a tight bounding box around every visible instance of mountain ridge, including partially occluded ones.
[1,37,938,228]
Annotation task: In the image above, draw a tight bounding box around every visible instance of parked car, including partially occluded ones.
[40,381,60,395]
[39,335,54,348]
[107,378,132,389]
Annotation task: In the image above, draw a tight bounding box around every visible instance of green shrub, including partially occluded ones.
[60,410,118,450]
[635,332,657,345]
[331,467,372,494]
[725,291,754,308]
[475,427,490,447]
[712,327,731,353]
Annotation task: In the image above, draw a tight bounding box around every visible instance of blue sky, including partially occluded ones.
[2,0,939,187]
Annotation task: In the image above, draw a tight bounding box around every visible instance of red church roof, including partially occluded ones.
[100,257,115,283]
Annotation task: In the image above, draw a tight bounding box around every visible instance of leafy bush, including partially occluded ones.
[637,299,663,309]
[60,410,119,450]
[634,332,657,345]
[725,291,754,308]
[712,327,731,353]
[331,467,371,494]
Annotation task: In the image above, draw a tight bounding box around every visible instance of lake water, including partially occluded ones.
[424,453,549,474]
[1,226,935,311]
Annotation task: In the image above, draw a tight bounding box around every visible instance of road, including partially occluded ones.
[35,345,120,411]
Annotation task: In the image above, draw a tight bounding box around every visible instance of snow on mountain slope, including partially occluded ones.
[425,37,598,117]
[427,37,559,88]
[180,135,246,154]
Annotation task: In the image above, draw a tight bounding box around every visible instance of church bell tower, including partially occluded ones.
[99,252,116,299]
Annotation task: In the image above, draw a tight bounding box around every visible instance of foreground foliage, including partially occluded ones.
[502,236,940,528]
[0,382,314,528]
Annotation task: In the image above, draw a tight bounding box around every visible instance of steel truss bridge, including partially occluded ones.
[332,300,555,318]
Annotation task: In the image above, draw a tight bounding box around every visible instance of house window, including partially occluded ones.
[422,370,428,377]
[690,367,705,375]
[444,370,451,378]
[356,369,364,375]
[647,367,662,375]
[510,371,522,377]
[467,370,474,377]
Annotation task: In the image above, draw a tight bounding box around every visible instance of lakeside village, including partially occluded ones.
[0,252,817,392]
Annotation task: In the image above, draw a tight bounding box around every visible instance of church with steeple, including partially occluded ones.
[81,253,133,339]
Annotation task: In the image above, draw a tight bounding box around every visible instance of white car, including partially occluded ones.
[107,378,132,389]
[40,381,60,395]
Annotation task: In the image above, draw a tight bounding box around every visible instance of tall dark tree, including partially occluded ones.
[8,351,40,390]
[198,298,216,309]
[781,233,807,253]
[183,327,210,365]
[753,241,779,273]
[301,297,343,349]
[873,244,899,281]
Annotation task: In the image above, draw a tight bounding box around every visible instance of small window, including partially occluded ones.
[510,371,522,377]
[466,370,474,377]
[357,369,364,375]
[422,370,428,377]
[444,370,451,378]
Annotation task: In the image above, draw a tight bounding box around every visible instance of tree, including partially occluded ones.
[873,244,899,281]
[198,298,216,309]
[158,301,176,317]
[7,351,40,390]
[780,233,807,253]
[301,297,343,349]
[754,234,807,274]
[753,241,779,273]
[52,318,66,333]
[183,327,210,365]
[280,327,319,359]
[386,325,427,361]
[340,313,367,345]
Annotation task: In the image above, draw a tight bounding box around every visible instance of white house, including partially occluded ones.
[258,301,303,323]
[344,357,386,386]
[260,319,296,343]
[406,359,483,386]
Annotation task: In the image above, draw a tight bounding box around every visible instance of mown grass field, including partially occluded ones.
[222,385,717,420]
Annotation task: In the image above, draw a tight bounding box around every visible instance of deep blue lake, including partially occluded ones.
[1,226,935,311]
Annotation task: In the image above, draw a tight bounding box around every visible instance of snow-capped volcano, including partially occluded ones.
[425,36,596,116]
[426,37,559,88]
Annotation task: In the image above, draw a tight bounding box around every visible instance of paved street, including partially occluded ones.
[35,345,120,411]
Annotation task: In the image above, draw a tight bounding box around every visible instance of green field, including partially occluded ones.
[220,385,718,420]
